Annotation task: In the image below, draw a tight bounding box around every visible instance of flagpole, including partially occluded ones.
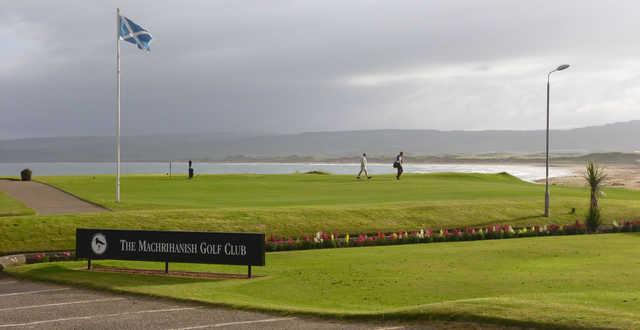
[116,8,121,203]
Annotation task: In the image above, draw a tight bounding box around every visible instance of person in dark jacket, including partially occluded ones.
[393,151,405,180]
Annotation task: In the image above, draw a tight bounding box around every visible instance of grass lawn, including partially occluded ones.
[38,172,609,211]
[7,233,640,329]
[1,173,640,254]
[0,191,33,217]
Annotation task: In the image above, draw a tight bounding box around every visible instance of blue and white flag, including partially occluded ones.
[119,15,152,51]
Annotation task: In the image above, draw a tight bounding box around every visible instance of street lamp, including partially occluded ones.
[545,64,570,217]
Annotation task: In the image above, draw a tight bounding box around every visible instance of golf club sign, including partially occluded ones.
[76,229,265,277]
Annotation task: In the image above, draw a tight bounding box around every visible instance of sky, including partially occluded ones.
[2,0,640,139]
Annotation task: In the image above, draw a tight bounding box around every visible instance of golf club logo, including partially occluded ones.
[91,233,107,255]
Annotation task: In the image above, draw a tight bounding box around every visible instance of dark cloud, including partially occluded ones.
[2,0,640,139]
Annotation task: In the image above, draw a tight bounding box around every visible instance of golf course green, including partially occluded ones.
[2,173,640,254]
[7,233,640,328]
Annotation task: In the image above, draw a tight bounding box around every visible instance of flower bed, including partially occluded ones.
[265,220,640,252]
[24,251,74,264]
[11,221,640,265]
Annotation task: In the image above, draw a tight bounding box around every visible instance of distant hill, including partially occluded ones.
[2,121,640,162]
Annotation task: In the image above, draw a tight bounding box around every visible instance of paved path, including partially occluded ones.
[0,274,527,329]
[0,274,410,330]
[0,180,106,215]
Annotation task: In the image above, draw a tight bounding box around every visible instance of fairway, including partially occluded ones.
[8,233,640,329]
[2,173,640,254]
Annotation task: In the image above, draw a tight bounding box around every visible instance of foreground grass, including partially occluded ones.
[2,173,640,254]
[0,192,33,217]
[8,234,640,329]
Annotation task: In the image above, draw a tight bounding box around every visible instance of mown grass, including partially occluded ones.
[41,173,550,210]
[0,191,33,217]
[7,233,640,329]
[1,173,640,254]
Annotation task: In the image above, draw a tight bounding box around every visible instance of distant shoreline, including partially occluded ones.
[0,162,571,182]
[1,151,638,165]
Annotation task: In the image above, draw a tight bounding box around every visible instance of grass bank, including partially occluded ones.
[7,233,640,329]
[0,191,34,217]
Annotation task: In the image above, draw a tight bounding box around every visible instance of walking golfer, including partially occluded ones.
[357,153,372,179]
[393,151,405,180]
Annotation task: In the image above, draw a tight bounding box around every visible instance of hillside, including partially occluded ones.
[2,121,640,162]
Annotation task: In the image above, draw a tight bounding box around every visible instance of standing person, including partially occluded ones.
[393,151,405,180]
[357,153,371,179]
[188,160,194,179]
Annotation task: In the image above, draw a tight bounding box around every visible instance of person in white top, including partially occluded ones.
[357,153,371,179]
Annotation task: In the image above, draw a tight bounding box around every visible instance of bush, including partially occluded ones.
[20,168,32,181]
[586,208,601,233]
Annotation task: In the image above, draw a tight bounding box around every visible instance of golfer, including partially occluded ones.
[393,151,405,180]
[357,153,371,179]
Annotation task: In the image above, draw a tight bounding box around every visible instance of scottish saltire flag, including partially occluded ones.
[119,15,152,51]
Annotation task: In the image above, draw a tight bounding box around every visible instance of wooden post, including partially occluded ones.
[87,258,92,270]
[165,261,169,274]
[247,265,252,279]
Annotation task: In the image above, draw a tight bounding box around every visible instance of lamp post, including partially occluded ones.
[545,64,570,217]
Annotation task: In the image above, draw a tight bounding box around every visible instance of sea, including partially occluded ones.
[0,162,572,182]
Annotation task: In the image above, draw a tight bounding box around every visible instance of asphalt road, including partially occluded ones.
[0,274,411,330]
[0,273,529,329]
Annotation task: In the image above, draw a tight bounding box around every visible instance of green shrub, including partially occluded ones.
[586,208,601,233]
[20,168,32,181]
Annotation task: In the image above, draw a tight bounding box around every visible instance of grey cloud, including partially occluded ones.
[2,0,640,139]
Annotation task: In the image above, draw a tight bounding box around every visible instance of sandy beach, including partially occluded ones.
[539,163,640,190]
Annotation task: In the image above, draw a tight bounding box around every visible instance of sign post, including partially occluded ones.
[77,229,265,278]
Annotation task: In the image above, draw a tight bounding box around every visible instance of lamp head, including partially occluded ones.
[556,64,570,71]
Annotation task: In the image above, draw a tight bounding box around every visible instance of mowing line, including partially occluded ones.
[0,298,126,312]
[171,317,297,329]
[0,306,199,328]
[0,288,69,297]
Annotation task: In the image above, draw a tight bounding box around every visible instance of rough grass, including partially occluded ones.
[0,191,33,217]
[1,173,640,254]
[7,233,640,329]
